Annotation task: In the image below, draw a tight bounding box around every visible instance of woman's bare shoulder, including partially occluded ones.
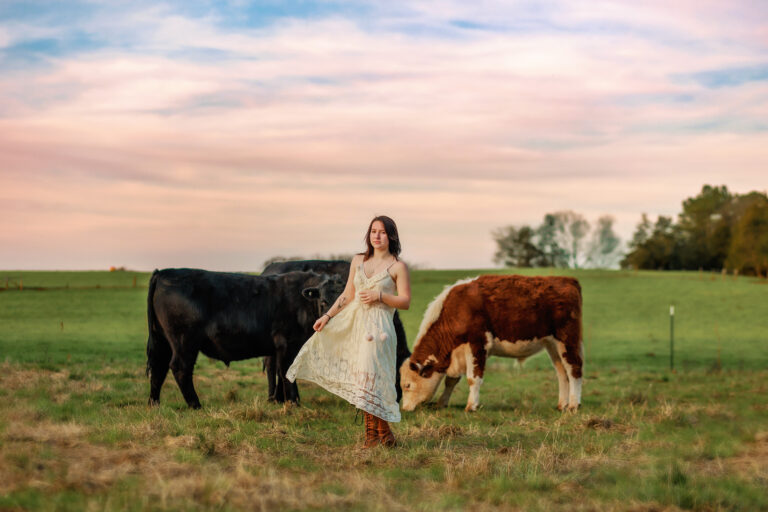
[391,259,408,274]
[350,254,364,268]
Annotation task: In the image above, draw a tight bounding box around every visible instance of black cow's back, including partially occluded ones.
[262,259,351,278]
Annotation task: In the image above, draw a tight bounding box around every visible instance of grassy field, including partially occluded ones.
[1,269,767,511]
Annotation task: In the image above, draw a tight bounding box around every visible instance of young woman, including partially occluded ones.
[286,215,411,447]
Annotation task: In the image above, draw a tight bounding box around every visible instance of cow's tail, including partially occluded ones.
[394,311,411,362]
[573,278,585,363]
[146,270,168,377]
[393,311,410,403]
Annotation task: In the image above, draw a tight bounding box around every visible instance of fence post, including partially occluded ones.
[669,305,675,371]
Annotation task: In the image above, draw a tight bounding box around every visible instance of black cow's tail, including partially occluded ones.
[146,270,168,377]
[393,311,410,403]
[394,311,410,363]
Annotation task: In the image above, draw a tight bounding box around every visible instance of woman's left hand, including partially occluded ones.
[358,290,380,305]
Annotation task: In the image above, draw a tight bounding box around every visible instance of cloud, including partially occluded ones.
[1,1,767,269]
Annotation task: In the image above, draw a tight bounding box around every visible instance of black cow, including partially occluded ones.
[146,268,344,408]
[261,259,411,402]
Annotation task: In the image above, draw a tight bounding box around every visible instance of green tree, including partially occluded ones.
[492,226,544,267]
[536,213,569,267]
[621,215,680,270]
[677,185,732,269]
[726,199,768,276]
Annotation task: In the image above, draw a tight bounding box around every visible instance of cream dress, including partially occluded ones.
[286,262,401,422]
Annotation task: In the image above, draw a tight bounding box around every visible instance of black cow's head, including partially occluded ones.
[301,274,345,314]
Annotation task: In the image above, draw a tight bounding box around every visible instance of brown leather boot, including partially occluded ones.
[376,417,397,447]
[363,412,380,448]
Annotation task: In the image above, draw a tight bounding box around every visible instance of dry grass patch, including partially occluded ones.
[4,420,88,446]
[0,415,409,511]
[0,363,110,397]
[696,431,768,484]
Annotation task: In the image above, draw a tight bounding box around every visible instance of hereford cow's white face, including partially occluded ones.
[399,359,445,411]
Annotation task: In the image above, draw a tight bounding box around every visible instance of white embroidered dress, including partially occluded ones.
[286,262,401,422]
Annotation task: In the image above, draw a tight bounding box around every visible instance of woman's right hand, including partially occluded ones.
[313,315,329,332]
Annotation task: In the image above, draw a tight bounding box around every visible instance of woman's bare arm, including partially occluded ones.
[381,260,411,310]
[313,255,361,331]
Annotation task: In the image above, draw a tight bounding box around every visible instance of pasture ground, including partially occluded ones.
[0,269,766,511]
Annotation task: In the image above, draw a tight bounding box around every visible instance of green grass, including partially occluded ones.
[1,269,767,511]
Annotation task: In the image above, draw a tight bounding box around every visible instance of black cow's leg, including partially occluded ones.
[267,356,287,403]
[284,345,301,404]
[170,345,202,409]
[275,344,299,405]
[265,356,282,402]
[148,342,172,406]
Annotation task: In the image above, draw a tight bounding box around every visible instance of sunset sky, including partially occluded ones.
[1,1,766,270]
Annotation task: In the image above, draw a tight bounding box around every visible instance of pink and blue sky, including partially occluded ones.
[1,1,767,270]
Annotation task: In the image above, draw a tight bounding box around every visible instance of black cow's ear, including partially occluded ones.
[302,287,320,300]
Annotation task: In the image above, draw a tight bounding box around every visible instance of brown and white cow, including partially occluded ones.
[400,274,584,412]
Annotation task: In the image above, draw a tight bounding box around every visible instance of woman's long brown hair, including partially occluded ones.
[362,215,401,261]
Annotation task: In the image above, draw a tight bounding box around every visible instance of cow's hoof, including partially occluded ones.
[566,404,579,412]
[189,403,202,410]
[148,398,160,407]
[464,404,479,412]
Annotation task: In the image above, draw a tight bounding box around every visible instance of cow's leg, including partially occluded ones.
[170,342,202,409]
[544,338,570,411]
[554,327,583,411]
[265,356,283,403]
[465,344,487,412]
[148,352,171,406]
[148,335,172,406]
[289,380,300,403]
[436,376,461,408]
[274,337,299,404]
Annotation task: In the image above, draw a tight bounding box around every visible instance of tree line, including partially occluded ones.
[493,185,768,275]
[621,185,768,276]
[492,212,622,269]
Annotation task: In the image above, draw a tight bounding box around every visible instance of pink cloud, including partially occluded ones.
[1,3,766,269]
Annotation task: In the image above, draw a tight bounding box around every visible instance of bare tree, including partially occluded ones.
[585,215,621,268]
[550,211,590,268]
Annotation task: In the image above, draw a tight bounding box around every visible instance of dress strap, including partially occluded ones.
[385,260,397,279]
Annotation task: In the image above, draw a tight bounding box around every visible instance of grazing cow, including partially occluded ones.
[261,259,411,402]
[400,274,583,412]
[146,268,344,408]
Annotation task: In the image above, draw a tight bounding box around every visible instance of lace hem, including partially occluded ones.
[291,373,401,423]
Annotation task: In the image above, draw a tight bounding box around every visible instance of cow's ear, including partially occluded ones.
[418,364,433,378]
[302,287,320,300]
